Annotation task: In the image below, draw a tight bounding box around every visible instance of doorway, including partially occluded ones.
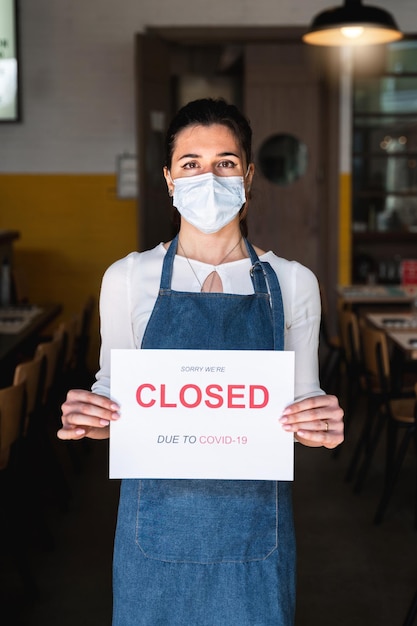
[135,27,340,307]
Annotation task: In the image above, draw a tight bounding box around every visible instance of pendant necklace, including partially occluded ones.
[178,237,243,293]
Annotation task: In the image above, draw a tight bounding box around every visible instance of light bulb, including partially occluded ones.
[340,26,365,39]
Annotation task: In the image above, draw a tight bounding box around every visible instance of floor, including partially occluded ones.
[1,390,416,626]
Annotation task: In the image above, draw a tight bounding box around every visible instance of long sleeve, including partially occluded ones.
[273,258,323,400]
[91,253,137,398]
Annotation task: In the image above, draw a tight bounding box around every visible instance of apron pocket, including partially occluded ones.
[135,479,278,564]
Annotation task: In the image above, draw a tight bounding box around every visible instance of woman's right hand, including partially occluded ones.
[57,389,120,440]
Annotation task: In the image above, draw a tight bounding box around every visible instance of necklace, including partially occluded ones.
[178,237,243,293]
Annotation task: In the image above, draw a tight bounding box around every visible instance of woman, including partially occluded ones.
[58,98,344,625]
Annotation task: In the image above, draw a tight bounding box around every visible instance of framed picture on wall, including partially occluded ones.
[0,0,20,122]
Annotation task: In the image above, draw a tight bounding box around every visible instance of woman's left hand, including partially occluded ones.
[279,394,344,449]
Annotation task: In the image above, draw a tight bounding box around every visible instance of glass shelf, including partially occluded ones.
[351,40,417,282]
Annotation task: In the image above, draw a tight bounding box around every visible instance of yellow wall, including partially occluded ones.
[338,172,352,286]
[0,174,137,374]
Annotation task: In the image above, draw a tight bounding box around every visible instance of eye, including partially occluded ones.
[217,160,237,169]
[182,161,200,170]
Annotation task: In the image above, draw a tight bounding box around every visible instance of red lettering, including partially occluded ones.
[135,383,269,409]
[160,383,177,408]
[205,384,224,408]
[228,384,245,409]
[180,384,202,408]
[136,383,156,407]
[249,385,269,408]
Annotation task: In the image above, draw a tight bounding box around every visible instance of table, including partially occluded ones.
[365,312,417,362]
[338,284,417,307]
[385,331,417,361]
[0,303,62,384]
[365,312,417,332]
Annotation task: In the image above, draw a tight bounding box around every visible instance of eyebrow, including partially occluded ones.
[177,151,241,160]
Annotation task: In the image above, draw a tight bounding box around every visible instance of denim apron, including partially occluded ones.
[112,235,296,626]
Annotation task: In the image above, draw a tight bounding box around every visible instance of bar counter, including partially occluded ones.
[0,303,62,384]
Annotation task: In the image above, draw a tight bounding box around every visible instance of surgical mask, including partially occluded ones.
[171,172,247,234]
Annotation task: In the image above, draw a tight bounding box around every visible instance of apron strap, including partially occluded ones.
[260,261,285,351]
[161,235,284,350]
[159,234,178,290]
[245,240,285,351]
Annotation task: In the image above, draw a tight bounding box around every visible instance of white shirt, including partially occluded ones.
[92,243,323,402]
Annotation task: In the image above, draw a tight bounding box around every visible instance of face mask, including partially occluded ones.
[171,172,247,235]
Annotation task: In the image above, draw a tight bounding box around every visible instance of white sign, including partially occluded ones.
[0,0,19,121]
[116,154,138,199]
[110,349,295,481]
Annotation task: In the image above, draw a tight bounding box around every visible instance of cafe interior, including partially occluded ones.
[1,1,417,624]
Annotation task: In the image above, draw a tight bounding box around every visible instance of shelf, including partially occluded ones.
[354,112,417,117]
[353,231,417,243]
[355,190,417,198]
[353,153,417,158]
[351,40,417,282]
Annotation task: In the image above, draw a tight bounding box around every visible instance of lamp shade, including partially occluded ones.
[303,0,403,46]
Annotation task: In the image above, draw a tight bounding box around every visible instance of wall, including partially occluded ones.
[0,0,416,371]
[0,174,137,372]
[2,0,414,174]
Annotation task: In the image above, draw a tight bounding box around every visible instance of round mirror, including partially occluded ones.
[257,134,308,186]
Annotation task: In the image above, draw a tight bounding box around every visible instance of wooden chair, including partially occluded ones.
[0,381,37,595]
[12,355,45,437]
[52,315,81,396]
[344,317,381,483]
[57,317,77,368]
[54,311,95,471]
[347,323,415,494]
[0,381,25,470]
[34,333,72,509]
[374,382,417,527]
[35,330,66,411]
[12,356,55,550]
[338,308,365,436]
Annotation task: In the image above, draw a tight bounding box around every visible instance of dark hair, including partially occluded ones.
[165,98,252,169]
[164,98,253,236]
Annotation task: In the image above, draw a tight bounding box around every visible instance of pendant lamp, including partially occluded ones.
[303,0,403,46]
